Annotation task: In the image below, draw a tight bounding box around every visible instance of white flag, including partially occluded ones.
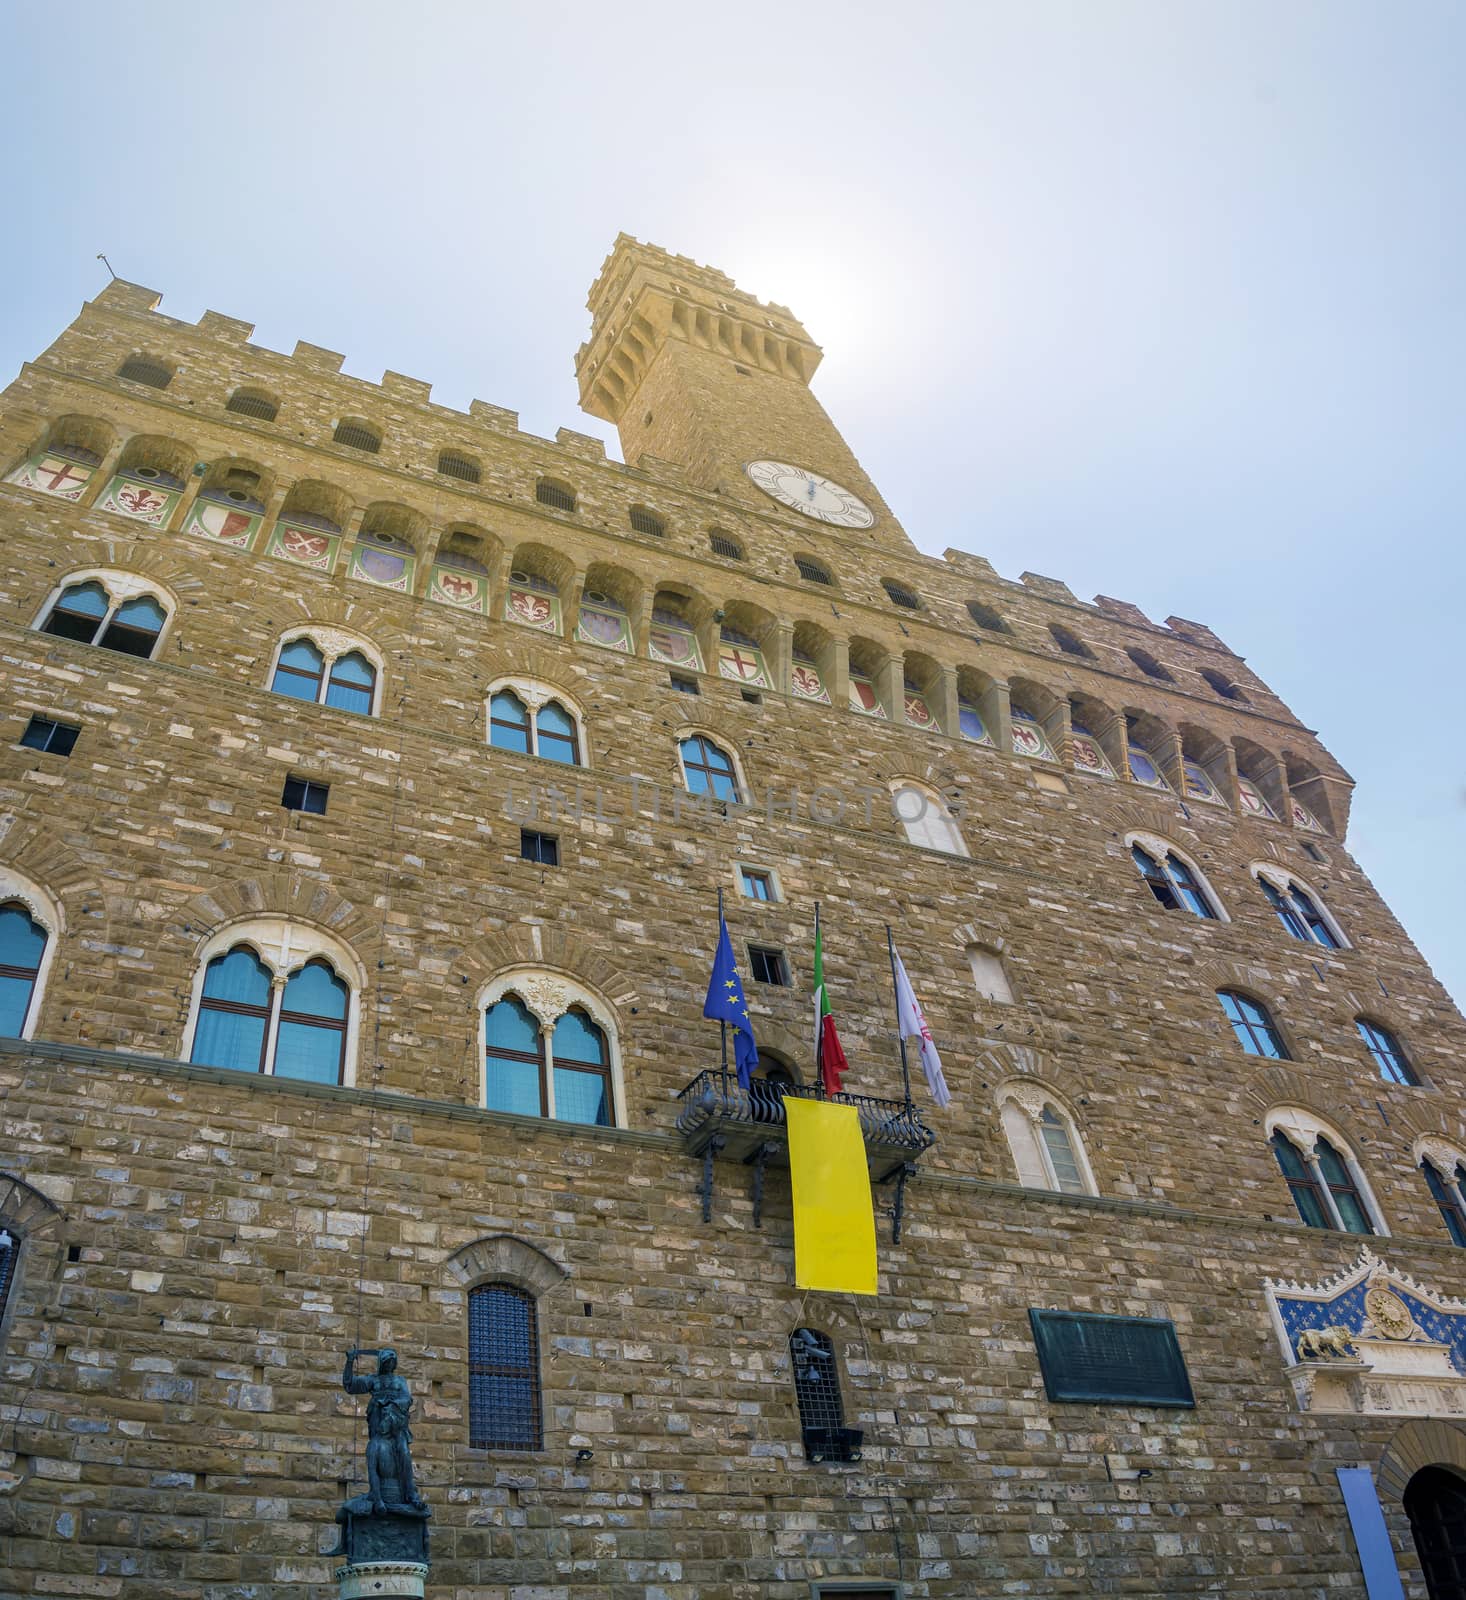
[891,947,951,1108]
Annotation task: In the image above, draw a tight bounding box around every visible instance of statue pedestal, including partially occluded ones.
[332,1503,430,1597]
[336,1558,429,1599]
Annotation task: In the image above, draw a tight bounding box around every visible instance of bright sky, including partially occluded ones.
[3,2,1462,1005]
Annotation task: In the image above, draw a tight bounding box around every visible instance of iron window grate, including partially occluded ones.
[795,557,832,584]
[469,1283,542,1449]
[226,392,279,421]
[709,532,744,560]
[117,357,171,389]
[438,452,481,483]
[791,1329,862,1462]
[536,480,575,512]
[333,423,381,453]
[629,507,665,536]
[1028,1309,1194,1407]
[883,580,920,609]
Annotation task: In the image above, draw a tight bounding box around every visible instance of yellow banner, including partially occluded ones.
[784,1097,878,1296]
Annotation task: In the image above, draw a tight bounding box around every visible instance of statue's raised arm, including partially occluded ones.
[342,1346,376,1396]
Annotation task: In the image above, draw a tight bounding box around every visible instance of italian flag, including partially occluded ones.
[812,906,849,1096]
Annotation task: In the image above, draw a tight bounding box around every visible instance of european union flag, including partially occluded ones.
[703,913,759,1089]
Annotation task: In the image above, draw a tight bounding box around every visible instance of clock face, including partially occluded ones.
[745,459,875,528]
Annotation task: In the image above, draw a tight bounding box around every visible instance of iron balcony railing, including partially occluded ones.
[676,1068,935,1167]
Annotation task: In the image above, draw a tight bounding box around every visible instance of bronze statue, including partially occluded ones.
[341,1347,427,1515]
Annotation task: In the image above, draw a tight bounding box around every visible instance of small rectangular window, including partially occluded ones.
[748,945,789,986]
[669,673,700,695]
[282,777,329,815]
[1028,1309,1195,1407]
[19,716,79,756]
[741,689,762,706]
[521,829,559,866]
[739,867,775,902]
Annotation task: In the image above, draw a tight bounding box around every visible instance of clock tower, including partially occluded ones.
[576,235,917,553]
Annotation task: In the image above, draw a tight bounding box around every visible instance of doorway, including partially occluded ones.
[1405,1466,1466,1599]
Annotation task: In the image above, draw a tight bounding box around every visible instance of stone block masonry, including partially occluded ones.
[0,236,1461,1598]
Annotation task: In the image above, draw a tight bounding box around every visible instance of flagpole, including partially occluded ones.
[813,901,823,1098]
[717,887,728,1086]
[885,924,913,1111]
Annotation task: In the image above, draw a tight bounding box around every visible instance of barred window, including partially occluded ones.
[117,356,172,389]
[1201,668,1245,701]
[1126,646,1173,681]
[790,1328,859,1462]
[535,479,576,512]
[225,389,279,421]
[795,556,832,585]
[438,450,480,483]
[882,579,920,609]
[629,506,665,537]
[709,530,743,560]
[967,599,1010,633]
[468,1282,542,1450]
[1050,624,1094,658]
[333,420,381,453]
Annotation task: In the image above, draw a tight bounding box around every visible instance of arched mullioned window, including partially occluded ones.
[1130,841,1219,919]
[1253,868,1344,949]
[1418,1147,1466,1247]
[998,1085,1096,1196]
[184,920,362,1086]
[487,684,583,766]
[1217,989,1289,1058]
[269,633,379,716]
[891,782,967,856]
[1355,1018,1419,1086]
[38,574,170,660]
[468,1282,542,1449]
[789,1328,859,1462]
[679,734,741,802]
[1267,1111,1379,1235]
[480,976,621,1127]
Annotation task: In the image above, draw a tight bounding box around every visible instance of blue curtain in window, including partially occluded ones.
[111,594,166,632]
[326,652,375,716]
[275,961,348,1083]
[272,638,324,701]
[551,1010,610,1125]
[0,903,47,1036]
[192,946,272,1072]
[536,701,578,765]
[490,692,531,754]
[56,582,109,618]
[485,996,543,1115]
